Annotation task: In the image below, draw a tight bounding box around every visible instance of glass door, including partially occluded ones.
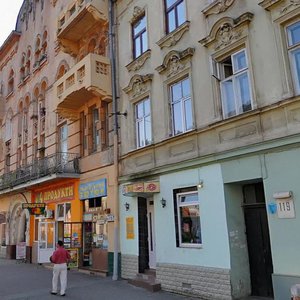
[38,221,55,263]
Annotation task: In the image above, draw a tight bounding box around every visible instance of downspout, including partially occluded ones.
[109,0,119,281]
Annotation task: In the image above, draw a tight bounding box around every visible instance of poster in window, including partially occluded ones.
[67,248,78,268]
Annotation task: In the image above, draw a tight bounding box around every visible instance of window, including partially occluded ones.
[56,203,71,222]
[176,190,201,247]
[135,98,152,148]
[132,15,147,59]
[7,69,14,95]
[170,77,193,135]
[165,0,186,34]
[84,197,102,211]
[287,21,300,94]
[92,107,100,152]
[217,49,252,118]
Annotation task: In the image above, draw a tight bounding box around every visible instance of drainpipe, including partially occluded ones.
[109,0,119,281]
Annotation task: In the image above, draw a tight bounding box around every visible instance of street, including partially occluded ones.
[0,259,190,300]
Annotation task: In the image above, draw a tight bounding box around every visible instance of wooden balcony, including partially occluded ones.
[57,0,108,56]
[54,53,111,120]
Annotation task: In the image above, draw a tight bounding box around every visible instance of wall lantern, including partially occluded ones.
[125,202,130,211]
[198,180,204,189]
[160,198,167,208]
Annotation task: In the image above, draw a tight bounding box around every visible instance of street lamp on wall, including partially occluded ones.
[160,198,167,208]
[125,202,130,211]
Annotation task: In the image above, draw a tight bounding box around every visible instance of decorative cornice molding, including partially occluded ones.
[199,13,254,51]
[123,74,153,98]
[259,0,284,10]
[157,21,190,49]
[126,50,151,72]
[131,6,145,23]
[156,47,195,76]
[202,0,235,17]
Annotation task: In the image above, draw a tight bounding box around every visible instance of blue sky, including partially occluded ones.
[0,0,23,46]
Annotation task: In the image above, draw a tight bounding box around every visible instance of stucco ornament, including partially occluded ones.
[215,23,242,51]
[123,74,153,99]
[131,6,145,23]
[281,0,300,13]
[51,0,57,7]
[204,0,235,16]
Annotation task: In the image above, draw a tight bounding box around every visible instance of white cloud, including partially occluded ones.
[0,0,24,46]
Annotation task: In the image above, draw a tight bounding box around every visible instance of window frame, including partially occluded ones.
[135,97,152,148]
[169,76,193,136]
[56,202,71,222]
[165,0,186,34]
[286,20,300,95]
[132,14,148,59]
[218,48,253,119]
[176,190,202,248]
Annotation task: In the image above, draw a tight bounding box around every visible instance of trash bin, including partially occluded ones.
[291,284,300,300]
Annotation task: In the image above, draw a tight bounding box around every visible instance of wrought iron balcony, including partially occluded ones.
[0,152,80,191]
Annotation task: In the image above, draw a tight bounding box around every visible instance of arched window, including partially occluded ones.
[26,47,31,76]
[41,30,48,60]
[7,69,14,95]
[20,53,26,81]
[5,110,13,141]
[34,36,41,65]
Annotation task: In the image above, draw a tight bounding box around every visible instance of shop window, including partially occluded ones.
[169,76,193,136]
[63,222,82,248]
[165,0,186,34]
[174,186,202,248]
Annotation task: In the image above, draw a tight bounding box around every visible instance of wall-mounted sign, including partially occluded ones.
[35,184,75,203]
[276,198,295,218]
[126,217,134,239]
[22,203,46,215]
[79,179,107,200]
[122,181,160,196]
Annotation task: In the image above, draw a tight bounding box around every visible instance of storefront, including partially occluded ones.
[31,179,81,264]
[79,178,112,272]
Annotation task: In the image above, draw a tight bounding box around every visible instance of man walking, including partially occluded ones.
[50,240,71,297]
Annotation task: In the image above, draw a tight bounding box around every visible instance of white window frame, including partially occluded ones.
[56,202,71,222]
[286,21,300,95]
[135,97,152,148]
[177,191,201,248]
[217,48,253,119]
[170,77,193,136]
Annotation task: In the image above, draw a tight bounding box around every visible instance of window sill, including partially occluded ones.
[157,21,190,49]
[126,49,151,72]
[178,244,202,249]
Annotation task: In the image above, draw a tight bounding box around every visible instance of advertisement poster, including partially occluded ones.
[126,217,134,239]
[16,242,26,260]
[67,248,78,268]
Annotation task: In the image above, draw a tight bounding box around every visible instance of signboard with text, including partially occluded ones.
[22,203,46,215]
[35,184,75,204]
[79,179,107,200]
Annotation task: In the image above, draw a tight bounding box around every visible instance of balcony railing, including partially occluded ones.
[0,152,80,191]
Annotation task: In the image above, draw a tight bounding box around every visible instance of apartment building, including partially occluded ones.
[0,0,117,275]
[116,0,300,299]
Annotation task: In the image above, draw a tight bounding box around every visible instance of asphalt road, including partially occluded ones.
[0,259,191,300]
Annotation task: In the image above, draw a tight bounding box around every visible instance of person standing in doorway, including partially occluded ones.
[50,240,71,297]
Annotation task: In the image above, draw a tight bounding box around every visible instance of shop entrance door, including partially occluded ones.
[147,199,156,269]
[38,221,55,263]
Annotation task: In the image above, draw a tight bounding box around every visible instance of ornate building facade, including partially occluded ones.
[0,0,117,275]
[116,0,300,299]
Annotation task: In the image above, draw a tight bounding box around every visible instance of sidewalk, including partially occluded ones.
[0,259,190,300]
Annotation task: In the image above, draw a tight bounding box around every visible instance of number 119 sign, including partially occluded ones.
[276,198,295,219]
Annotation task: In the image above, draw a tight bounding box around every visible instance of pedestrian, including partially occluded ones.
[50,240,71,297]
